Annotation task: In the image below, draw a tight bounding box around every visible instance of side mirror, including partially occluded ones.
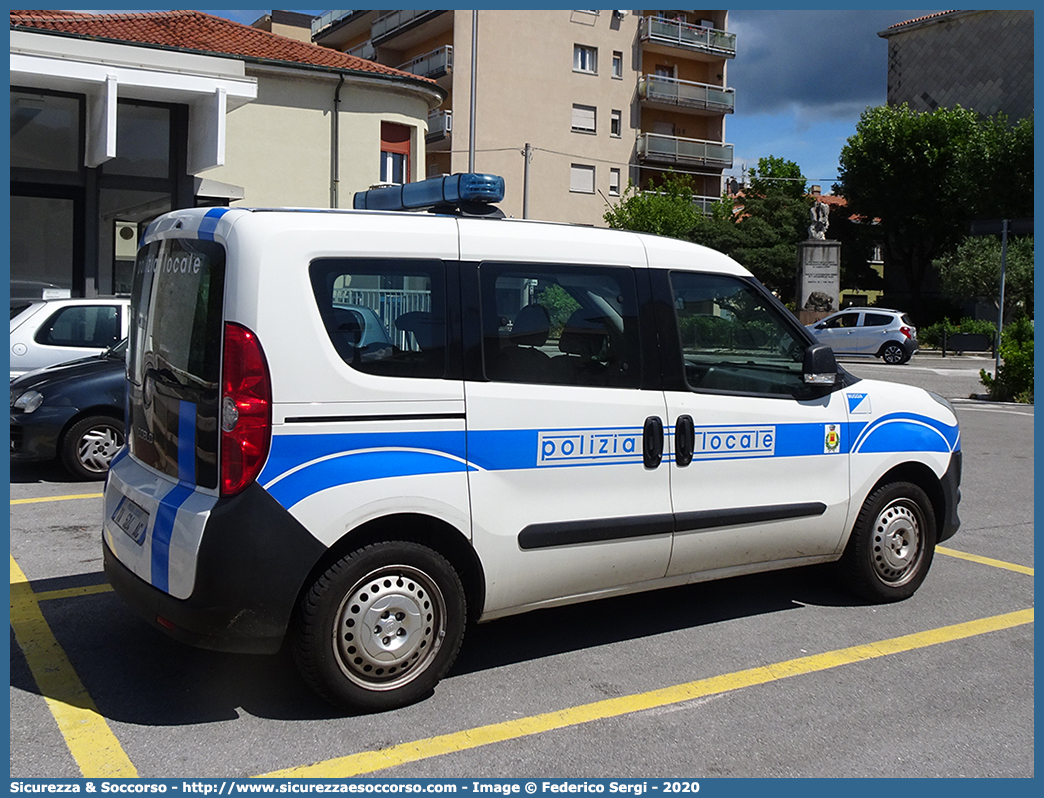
[803,343,837,386]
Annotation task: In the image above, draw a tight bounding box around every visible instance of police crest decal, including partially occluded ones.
[824,424,841,453]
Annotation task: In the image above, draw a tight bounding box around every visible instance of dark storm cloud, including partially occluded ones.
[729,9,938,119]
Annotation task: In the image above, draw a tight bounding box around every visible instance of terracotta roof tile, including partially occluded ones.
[10,9,435,85]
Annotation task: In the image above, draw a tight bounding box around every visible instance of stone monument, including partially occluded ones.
[796,199,840,325]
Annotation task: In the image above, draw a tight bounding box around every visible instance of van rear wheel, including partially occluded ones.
[841,481,936,602]
[293,541,466,713]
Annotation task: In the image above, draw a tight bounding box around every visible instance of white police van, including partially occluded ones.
[102,173,961,712]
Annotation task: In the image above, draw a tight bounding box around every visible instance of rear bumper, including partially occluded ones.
[104,479,327,654]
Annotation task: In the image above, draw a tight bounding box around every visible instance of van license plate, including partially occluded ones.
[112,497,149,545]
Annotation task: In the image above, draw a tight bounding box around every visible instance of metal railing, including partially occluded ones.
[397,46,453,79]
[427,109,452,139]
[638,75,735,113]
[332,288,432,350]
[347,40,375,61]
[311,10,355,38]
[372,9,442,41]
[641,191,723,216]
[639,16,736,58]
[636,133,733,168]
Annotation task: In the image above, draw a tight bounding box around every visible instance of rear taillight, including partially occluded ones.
[221,323,271,496]
[899,326,913,339]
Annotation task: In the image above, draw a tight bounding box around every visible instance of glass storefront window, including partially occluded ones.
[10,90,82,172]
[99,189,171,295]
[102,102,171,178]
[10,196,76,299]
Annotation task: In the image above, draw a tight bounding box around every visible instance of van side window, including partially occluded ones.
[310,259,446,379]
[669,272,808,398]
[479,263,640,388]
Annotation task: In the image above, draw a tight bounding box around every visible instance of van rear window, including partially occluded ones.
[128,238,225,488]
[310,259,447,379]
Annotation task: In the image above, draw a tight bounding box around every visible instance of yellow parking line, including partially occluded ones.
[10,556,138,778]
[261,608,1034,778]
[11,492,104,506]
[937,546,1034,576]
[35,583,114,602]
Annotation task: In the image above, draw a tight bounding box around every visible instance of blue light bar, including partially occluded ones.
[353,173,505,211]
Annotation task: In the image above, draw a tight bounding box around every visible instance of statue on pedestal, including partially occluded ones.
[808,199,829,240]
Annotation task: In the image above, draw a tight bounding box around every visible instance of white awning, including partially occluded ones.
[10,31,258,173]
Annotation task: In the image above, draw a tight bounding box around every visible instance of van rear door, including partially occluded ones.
[128,237,225,489]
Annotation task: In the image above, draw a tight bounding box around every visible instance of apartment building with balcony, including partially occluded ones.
[312,9,735,226]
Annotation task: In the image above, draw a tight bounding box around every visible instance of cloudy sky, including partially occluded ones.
[84,6,938,192]
[726,8,936,188]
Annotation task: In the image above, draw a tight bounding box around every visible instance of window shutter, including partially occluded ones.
[570,164,595,193]
[571,105,596,132]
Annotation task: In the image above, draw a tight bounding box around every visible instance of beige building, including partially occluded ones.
[879,10,1034,121]
[312,9,736,225]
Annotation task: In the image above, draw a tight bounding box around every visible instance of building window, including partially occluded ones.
[380,121,411,184]
[609,168,621,196]
[612,51,623,79]
[569,164,595,194]
[571,104,596,134]
[573,44,597,74]
[610,110,622,138]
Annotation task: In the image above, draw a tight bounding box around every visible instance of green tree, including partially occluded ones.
[835,104,1033,313]
[934,235,1034,321]
[691,156,811,302]
[602,173,702,239]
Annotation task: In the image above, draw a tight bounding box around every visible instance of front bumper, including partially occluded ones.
[938,449,962,543]
[10,407,76,462]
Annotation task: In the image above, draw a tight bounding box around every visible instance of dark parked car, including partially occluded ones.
[10,339,127,480]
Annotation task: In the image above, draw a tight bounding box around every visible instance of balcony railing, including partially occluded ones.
[427,109,452,140]
[311,9,354,38]
[638,75,735,113]
[639,16,736,58]
[347,40,375,61]
[397,46,453,80]
[641,191,723,216]
[636,133,733,169]
[372,9,442,42]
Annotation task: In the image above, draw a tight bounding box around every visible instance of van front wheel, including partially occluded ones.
[841,481,936,603]
[293,541,466,713]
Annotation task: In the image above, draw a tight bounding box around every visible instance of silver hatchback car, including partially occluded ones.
[807,308,918,364]
[10,297,130,380]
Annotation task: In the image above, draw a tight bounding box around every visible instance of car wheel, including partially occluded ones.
[880,342,908,364]
[59,415,125,480]
[293,541,466,713]
[840,481,937,603]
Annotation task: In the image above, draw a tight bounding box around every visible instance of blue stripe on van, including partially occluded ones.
[178,400,197,482]
[151,483,194,593]
[197,207,231,241]
[265,449,473,509]
[256,414,958,510]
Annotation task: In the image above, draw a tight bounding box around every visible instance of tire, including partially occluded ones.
[879,342,908,364]
[59,415,125,480]
[841,481,937,602]
[293,541,466,713]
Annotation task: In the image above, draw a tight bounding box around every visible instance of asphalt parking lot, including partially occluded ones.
[9,355,1034,779]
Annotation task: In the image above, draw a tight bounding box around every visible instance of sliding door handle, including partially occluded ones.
[643,416,664,469]
[675,414,694,467]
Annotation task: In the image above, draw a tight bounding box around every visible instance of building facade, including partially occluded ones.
[10,10,443,300]
[312,9,736,226]
[880,10,1034,121]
